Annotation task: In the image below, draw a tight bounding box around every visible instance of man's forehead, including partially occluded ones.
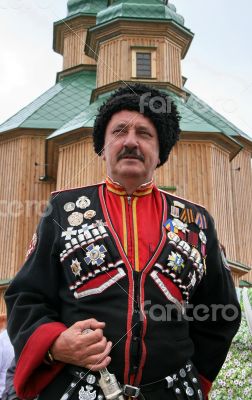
[108,109,154,128]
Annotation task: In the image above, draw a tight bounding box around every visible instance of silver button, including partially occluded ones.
[179,368,186,378]
[86,374,96,384]
[165,376,173,388]
[175,388,181,394]
[186,387,194,396]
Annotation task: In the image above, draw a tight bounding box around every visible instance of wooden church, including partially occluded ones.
[0,0,251,318]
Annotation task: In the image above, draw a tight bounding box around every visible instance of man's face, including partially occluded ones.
[103,110,160,184]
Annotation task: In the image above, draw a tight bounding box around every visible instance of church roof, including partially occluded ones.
[67,0,108,17]
[0,70,96,134]
[96,0,186,28]
[0,68,250,144]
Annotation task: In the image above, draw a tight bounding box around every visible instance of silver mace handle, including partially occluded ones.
[83,329,125,400]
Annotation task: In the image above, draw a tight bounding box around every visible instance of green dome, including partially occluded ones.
[67,0,108,17]
[96,0,185,26]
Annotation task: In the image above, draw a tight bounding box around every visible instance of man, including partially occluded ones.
[5,84,240,400]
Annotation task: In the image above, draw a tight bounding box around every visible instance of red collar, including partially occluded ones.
[105,176,154,197]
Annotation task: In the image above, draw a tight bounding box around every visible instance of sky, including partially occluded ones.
[0,0,251,137]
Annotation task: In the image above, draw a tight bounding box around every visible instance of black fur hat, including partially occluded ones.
[93,83,181,167]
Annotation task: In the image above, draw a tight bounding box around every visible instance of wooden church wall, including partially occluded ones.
[97,36,182,88]
[155,140,237,263]
[63,26,96,70]
[230,149,252,282]
[56,136,106,190]
[0,135,55,314]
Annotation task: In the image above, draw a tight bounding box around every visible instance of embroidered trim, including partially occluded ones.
[150,270,185,313]
[69,260,124,290]
[73,267,126,299]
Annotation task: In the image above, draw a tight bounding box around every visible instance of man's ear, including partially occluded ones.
[101,149,106,161]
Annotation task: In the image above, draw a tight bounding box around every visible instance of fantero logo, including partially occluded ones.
[139,92,172,114]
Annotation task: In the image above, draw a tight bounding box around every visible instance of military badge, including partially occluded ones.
[167,231,180,247]
[84,244,107,267]
[76,196,91,209]
[167,251,185,273]
[195,212,207,229]
[199,230,207,257]
[173,200,185,209]
[64,202,75,212]
[164,218,175,232]
[70,259,82,276]
[172,218,188,233]
[84,210,96,220]
[189,248,201,264]
[187,231,198,247]
[177,240,191,257]
[180,208,194,224]
[171,205,180,218]
[62,227,77,240]
[68,212,84,227]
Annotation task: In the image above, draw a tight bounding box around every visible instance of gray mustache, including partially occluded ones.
[117,148,144,162]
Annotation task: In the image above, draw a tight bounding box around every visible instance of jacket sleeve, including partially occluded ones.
[5,197,67,399]
[189,212,241,396]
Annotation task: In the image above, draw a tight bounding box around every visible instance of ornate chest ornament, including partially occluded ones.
[84,244,107,267]
[76,196,91,209]
[70,259,82,276]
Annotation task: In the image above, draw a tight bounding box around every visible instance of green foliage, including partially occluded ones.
[210,289,252,400]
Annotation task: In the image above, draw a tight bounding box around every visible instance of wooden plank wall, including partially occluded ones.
[155,141,237,262]
[155,141,213,210]
[97,36,182,88]
[63,27,96,70]
[230,149,252,281]
[0,135,55,314]
[56,137,106,190]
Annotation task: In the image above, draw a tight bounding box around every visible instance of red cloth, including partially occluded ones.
[199,374,212,399]
[14,322,66,399]
[105,177,162,271]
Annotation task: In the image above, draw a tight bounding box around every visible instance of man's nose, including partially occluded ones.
[123,129,138,148]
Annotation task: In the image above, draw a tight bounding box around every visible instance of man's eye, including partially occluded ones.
[113,129,126,134]
[139,130,151,136]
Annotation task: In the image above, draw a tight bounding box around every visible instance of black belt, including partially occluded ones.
[140,362,204,399]
[64,361,204,400]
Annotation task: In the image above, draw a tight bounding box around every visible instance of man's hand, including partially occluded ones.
[50,319,112,371]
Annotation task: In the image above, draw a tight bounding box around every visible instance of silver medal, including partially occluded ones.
[76,196,91,209]
[64,202,75,212]
[68,212,84,227]
[84,210,96,220]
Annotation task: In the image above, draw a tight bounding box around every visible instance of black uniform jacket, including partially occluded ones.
[5,183,241,399]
